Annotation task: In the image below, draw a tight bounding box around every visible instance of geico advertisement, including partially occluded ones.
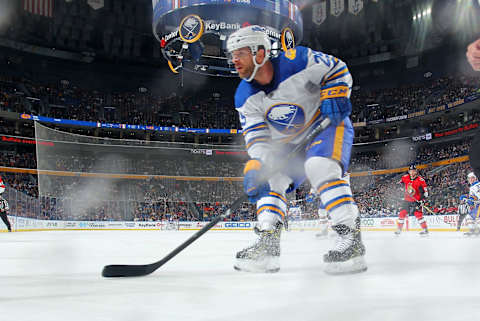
[183,221,254,230]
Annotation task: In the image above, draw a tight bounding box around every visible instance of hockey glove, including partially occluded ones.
[320,83,352,126]
[243,159,270,203]
[306,192,315,203]
[467,197,476,206]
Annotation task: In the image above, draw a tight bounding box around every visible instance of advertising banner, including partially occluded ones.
[3,216,473,232]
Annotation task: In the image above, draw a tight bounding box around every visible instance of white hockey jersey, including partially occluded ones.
[469,181,480,201]
[235,46,353,163]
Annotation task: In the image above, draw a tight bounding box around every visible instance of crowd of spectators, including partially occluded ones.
[350,137,472,171]
[0,136,475,222]
[1,74,479,132]
[352,161,471,218]
[1,71,479,222]
[0,74,241,129]
[350,75,480,123]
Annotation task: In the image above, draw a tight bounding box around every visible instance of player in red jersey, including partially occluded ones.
[395,165,429,236]
[0,175,5,194]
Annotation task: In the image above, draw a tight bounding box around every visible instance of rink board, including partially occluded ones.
[1,214,473,232]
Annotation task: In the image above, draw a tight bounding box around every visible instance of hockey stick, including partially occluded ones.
[417,200,436,215]
[102,117,332,277]
[391,196,437,215]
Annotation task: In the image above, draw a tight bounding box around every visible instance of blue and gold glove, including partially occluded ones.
[306,192,315,203]
[320,82,352,126]
[460,194,475,205]
[243,159,270,203]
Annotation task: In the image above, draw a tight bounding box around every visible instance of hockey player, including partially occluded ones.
[467,38,480,72]
[464,172,480,236]
[0,177,11,232]
[0,175,4,194]
[395,165,429,236]
[227,25,366,274]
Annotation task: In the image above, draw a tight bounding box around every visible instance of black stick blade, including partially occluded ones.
[102,264,156,278]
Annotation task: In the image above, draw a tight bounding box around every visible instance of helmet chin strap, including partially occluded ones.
[245,53,268,82]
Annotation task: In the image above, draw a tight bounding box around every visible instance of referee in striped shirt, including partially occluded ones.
[457,196,471,231]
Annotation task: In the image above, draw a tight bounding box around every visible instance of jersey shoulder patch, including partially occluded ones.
[234,80,261,109]
[265,46,309,90]
[277,46,309,72]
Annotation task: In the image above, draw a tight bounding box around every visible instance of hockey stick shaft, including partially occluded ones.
[418,201,436,215]
[392,196,437,215]
[102,117,331,277]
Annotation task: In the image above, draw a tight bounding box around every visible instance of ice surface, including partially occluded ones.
[1,230,480,321]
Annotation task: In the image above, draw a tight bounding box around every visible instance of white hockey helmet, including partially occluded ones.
[226,25,272,82]
[467,172,477,183]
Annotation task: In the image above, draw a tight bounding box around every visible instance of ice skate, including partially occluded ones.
[315,227,328,239]
[394,229,402,236]
[419,228,429,237]
[464,227,480,237]
[234,222,282,273]
[324,218,367,275]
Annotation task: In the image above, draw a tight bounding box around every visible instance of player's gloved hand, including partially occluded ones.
[243,159,270,203]
[320,83,352,126]
[467,197,475,206]
[306,192,315,203]
[423,191,429,198]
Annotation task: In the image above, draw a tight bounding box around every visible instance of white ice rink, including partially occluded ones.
[2,230,480,321]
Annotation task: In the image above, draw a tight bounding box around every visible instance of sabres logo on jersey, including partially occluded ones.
[266,103,305,134]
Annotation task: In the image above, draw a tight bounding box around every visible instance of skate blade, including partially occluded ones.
[234,256,280,273]
[324,256,367,275]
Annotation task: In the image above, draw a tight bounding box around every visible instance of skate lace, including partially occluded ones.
[333,233,354,252]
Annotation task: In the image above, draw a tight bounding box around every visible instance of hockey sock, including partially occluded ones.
[256,191,287,230]
[0,213,11,231]
[458,214,467,231]
[397,210,407,230]
[414,211,428,229]
[317,179,358,228]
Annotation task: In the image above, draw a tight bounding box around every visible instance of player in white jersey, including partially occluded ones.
[464,172,480,236]
[310,172,351,238]
[227,25,366,274]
